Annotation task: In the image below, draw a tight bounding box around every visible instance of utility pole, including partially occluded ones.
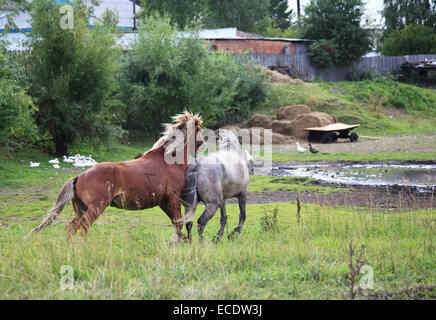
[297,0,301,20]
[133,0,137,30]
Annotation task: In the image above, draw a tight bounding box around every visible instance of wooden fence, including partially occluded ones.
[236,53,436,82]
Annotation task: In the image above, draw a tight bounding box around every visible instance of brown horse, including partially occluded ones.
[25,111,204,242]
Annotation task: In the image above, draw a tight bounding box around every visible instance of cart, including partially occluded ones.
[304,123,360,144]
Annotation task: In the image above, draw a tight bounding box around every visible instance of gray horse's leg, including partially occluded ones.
[186,221,193,240]
[213,203,227,243]
[197,202,220,242]
[229,192,247,238]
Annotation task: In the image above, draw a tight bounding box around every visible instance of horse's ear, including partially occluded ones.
[238,135,243,145]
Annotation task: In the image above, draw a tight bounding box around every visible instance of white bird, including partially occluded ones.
[53,164,60,169]
[296,142,306,153]
[29,162,40,167]
[63,155,74,163]
[48,158,59,164]
[244,150,253,162]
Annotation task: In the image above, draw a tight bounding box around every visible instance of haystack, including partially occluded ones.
[220,125,241,133]
[291,112,337,140]
[260,66,304,84]
[271,120,293,136]
[276,104,311,121]
[238,127,293,145]
[247,114,274,129]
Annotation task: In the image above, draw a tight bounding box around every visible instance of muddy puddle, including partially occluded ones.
[256,161,436,193]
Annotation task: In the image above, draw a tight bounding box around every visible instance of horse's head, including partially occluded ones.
[172,111,204,156]
[218,129,242,153]
[162,110,203,159]
[146,111,203,162]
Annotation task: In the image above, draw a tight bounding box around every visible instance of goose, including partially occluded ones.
[53,164,60,169]
[63,155,74,163]
[29,162,40,168]
[48,158,59,164]
[296,142,306,153]
[244,150,253,162]
[309,144,319,154]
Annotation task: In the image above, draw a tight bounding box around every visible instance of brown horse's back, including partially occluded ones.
[75,154,184,211]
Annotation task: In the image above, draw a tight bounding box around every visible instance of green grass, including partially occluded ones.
[261,79,436,137]
[0,202,434,299]
[248,175,351,193]
[0,143,150,190]
[0,143,435,299]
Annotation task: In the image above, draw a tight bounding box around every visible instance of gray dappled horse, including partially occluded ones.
[183,130,250,241]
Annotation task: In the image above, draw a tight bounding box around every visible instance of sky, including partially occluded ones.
[287,0,385,25]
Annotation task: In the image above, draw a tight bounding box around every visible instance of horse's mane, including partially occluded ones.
[143,111,203,156]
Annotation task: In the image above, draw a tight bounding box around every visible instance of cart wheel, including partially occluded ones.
[321,132,338,144]
[307,131,316,142]
[350,132,358,142]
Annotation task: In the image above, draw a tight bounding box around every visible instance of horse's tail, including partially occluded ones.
[24,177,77,239]
[180,163,198,224]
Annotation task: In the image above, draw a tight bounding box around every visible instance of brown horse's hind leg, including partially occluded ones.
[74,200,108,237]
[66,196,87,238]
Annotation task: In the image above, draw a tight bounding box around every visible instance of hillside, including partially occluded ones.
[260,78,436,137]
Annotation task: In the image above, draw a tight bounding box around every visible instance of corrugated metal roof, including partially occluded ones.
[198,28,239,39]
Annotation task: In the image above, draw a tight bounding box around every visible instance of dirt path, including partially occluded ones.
[227,185,435,211]
[272,133,436,155]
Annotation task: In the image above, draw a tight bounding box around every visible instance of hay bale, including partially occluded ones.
[259,66,304,84]
[309,112,337,125]
[220,125,241,133]
[271,120,293,136]
[272,132,294,145]
[276,104,311,120]
[291,112,337,140]
[238,127,294,145]
[247,114,274,129]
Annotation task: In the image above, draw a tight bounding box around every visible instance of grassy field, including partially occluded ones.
[1,79,435,299]
[1,144,435,299]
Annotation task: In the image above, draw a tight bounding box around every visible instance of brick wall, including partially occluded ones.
[209,39,297,55]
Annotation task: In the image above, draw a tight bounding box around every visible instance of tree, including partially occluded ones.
[204,0,270,34]
[26,0,121,156]
[269,0,293,30]
[139,0,208,28]
[382,24,436,56]
[302,0,372,65]
[307,39,339,68]
[119,14,270,136]
[0,43,37,157]
[382,0,436,36]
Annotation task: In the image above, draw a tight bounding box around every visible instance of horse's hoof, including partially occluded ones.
[228,230,240,240]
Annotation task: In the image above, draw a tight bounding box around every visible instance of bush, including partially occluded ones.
[382,24,436,56]
[119,14,270,137]
[348,67,377,81]
[260,206,279,232]
[0,46,37,157]
[307,39,339,69]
